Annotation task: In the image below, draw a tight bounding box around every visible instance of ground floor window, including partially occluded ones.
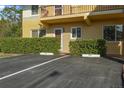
[71,27,81,39]
[103,25,123,41]
[32,29,39,37]
[31,29,46,37]
[39,29,46,37]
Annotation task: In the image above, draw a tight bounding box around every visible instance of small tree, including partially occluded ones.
[0,5,22,37]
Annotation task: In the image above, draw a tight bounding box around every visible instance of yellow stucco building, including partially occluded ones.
[22,5,124,56]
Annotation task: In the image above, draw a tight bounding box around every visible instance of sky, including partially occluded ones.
[0,5,21,10]
[0,5,5,20]
[0,5,5,11]
[0,5,21,20]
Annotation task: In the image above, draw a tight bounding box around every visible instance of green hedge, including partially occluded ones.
[0,37,60,54]
[69,39,106,56]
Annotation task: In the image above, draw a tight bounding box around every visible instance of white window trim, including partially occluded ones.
[30,29,46,38]
[30,14,40,17]
[23,14,39,18]
[102,24,123,42]
[54,5,63,16]
[71,26,82,40]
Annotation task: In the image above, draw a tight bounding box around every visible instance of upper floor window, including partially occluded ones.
[55,5,62,16]
[31,5,38,15]
[103,25,123,41]
[71,27,81,39]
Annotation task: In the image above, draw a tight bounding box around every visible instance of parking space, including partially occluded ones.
[0,54,123,88]
[0,54,62,78]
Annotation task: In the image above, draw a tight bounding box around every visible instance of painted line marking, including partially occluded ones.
[0,55,69,81]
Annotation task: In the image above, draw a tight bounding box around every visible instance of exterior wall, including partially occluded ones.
[45,19,124,55]
[22,5,41,37]
[99,19,124,56]
[123,42,124,57]
[106,42,121,55]
[22,5,124,56]
[46,22,102,53]
[46,22,84,53]
[122,30,124,57]
[22,17,41,37]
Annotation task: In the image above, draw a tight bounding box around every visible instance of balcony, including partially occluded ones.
[41,5,124,17]
[40,5,124,24]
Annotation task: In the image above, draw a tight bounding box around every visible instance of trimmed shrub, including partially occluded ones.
[0,37,60,54]
[69,39,106,56]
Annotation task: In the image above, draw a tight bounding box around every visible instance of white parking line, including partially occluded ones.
[0,55,69,81]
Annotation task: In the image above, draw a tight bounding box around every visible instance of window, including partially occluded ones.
[116,25,123,41]
[77,27,81,37]
[31,5,38,15]
[71,27,81,39]
[55,5,62,16]
[32,29,39,37]
[103,25,123,41]
[39,29,46,37]
[31,29,46,37]
[104,26,115,41]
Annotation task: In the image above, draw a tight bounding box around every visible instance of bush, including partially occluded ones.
[0,37,60,54]
[69,39,106,56]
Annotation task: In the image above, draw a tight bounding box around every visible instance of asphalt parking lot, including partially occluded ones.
[0,54,123,88]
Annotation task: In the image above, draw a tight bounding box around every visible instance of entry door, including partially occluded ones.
[54,28,63,51]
